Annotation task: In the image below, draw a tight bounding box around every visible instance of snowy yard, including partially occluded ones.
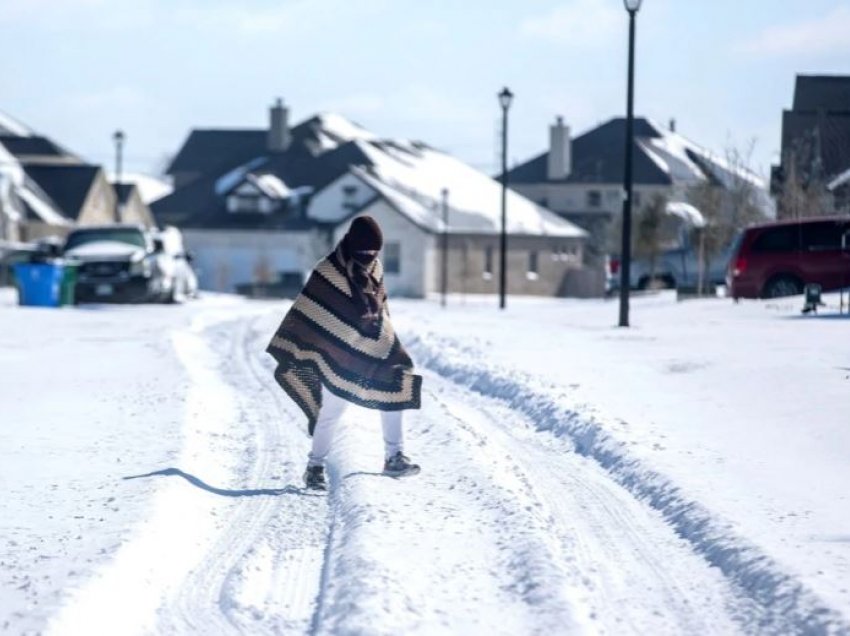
[1,288,849,634]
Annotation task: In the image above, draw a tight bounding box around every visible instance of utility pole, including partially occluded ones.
[113,130,125,223]
[498,87,513,310]
[619,1,642,327]
[441,188,449,307]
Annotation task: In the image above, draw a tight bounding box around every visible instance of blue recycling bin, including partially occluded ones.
[13,262,64,307]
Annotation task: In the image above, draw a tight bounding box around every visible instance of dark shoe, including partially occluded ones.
[303,465,328,491]
[383,452,421,477]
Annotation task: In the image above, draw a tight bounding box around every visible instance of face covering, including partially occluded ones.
[352,250,378,266]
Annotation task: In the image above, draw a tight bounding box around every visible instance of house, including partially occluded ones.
[113,182,157,227]
[771,75,850,216]
[153,100,587,298]
[0,109,154,242]
[504,116,773,276]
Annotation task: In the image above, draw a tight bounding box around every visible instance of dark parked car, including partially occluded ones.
[728,217,850,299]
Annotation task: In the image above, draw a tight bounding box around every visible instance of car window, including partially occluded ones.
[801,221,843,251]
[65,229,147,251]
[751,226,799,253]
[727,231,744,258]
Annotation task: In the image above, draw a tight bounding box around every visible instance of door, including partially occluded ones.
[842,225,850,292]
[800,220,848,291]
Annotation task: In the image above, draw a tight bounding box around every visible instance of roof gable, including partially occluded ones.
[24,164,102,219]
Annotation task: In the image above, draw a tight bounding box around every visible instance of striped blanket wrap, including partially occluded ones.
[266,249,422,435]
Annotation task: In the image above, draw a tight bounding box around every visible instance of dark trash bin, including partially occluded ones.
[60,261,79,306]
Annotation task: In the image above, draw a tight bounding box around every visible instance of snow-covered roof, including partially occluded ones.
[637,121,774,218]
[108,172,174,204]
[509,117,775,218]
[313,112,377,145]
[213,159,290,201]
[214,157,269,196]
[250,173,290,199]
[158,110,585,237]
[639,121,767,191]
[665,201,706,228]
[0,144,69,226]
[0,110,33,137]
[345,140,585,237]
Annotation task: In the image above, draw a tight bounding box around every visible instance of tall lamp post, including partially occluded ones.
[618,0,642,328]
[498,87,513,310]
[113,130,125,223]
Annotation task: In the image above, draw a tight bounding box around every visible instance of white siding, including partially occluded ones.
[309,173,377,223]
[182,229,325,292]
[332,200,433,298]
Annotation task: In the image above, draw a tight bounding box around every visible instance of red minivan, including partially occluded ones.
[728,217,850,299]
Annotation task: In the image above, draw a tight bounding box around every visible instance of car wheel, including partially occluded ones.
[762,275,803,298]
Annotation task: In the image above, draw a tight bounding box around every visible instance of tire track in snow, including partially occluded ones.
[407,333,850,634]
[427,382,752,634]
[307,386,586,635]
[157,314,330,634]
[228,315,331,633]
[155,316,282,633]
[47,315,251,636]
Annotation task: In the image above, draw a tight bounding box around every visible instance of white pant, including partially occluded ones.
[308,385,404,467]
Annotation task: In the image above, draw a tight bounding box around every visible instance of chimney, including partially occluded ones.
[547,116,571,180]
[268,98,291,152]
[669,118,676,133]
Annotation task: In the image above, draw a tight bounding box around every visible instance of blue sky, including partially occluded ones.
[2,0,849,179]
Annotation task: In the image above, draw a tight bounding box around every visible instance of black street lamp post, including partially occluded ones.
[618,0,642,328]
[498,87,513,310]
[440,188,449,308]
[113,130,125,223]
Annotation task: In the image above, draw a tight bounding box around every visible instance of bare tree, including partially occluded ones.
[633,193,667,284]
[686,140,766,294]
[776,139,833,219]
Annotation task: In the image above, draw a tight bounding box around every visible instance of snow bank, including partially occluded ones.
[396,294,850,633]
[405,333,846,632]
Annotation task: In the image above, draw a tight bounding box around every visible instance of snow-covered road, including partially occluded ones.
[42,306,754,634]
[3,292,848,634]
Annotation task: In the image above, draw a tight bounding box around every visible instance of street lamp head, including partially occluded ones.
[498,87,514,111]
[113,130,125,144]
[623,0,642,12]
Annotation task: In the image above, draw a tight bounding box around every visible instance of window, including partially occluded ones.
[752,226,799,253]
[633,191,641,208]
[552,244,579,263]
[801,221,844,251]
[227,194,263,213]
[586,190,601,208]
[342,185,359,211]
[528,250,539,280]
[483,246,493,279]
[383,242,401,274]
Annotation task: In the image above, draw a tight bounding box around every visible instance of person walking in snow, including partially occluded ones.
[266,216,422,491]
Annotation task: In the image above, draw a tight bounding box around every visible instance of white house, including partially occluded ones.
[153,101,588,298]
